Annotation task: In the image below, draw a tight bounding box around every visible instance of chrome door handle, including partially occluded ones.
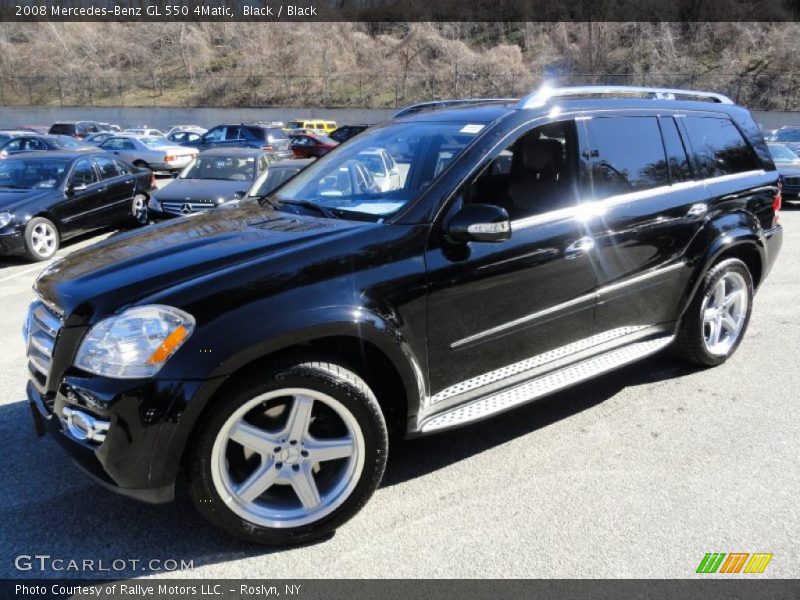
[686,203,708,218]
[564,237,594,259]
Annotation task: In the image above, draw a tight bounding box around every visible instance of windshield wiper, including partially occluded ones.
[278,199,338,219]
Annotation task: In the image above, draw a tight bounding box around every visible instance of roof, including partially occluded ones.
[197,147,270,157]
[3,150,97,159]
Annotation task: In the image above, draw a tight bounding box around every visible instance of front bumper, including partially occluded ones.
[27,372,224,504]
[0,227,25,256]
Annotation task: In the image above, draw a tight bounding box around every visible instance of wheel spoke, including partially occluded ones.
[236,459,281,503]
[229,420,279,454]
[707,320,721,346]
[305,435,355,463]
[712,279,726,307]
[703,307,717,323]
[721,314,738,334]
[723,290,742,308]
[289,464,322,509]
[285,395,314,441]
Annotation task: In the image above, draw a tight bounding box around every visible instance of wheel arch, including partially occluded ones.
[679,222,765,319]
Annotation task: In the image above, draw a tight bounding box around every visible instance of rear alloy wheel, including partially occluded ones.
[132,194,149,225]
[23,217,59,261]
[190,362,388,545]
[676,258,754,366]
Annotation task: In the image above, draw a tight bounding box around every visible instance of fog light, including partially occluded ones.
[61,406,110,444]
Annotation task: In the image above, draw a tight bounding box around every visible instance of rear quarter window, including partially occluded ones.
[49,124,74,135]
[683,116,762,179]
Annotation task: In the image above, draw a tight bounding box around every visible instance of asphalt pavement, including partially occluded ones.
[0,196,798,579]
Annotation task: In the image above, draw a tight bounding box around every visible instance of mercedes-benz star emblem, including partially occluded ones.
[180,203,193,214]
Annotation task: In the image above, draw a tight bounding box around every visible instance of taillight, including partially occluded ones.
[261,145,273,151]
[150,172,156,188]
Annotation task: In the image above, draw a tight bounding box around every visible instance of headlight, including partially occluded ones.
[0,212,13,228]
[148,197,162,211]
[74,305,195,379]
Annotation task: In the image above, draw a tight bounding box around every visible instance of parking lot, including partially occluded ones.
[0,197,798,579]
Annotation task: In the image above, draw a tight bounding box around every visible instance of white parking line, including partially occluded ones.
[0,262,50,284]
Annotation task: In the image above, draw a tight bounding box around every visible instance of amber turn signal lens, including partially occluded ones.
[147,325,188,365]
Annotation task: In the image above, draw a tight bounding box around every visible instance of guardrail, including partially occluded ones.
[0,72,797,110]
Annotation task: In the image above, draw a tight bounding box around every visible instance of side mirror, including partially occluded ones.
[233,190,246,200]
[446,203,511,243]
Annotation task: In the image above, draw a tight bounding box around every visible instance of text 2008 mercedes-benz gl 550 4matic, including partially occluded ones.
[25,86,782,544]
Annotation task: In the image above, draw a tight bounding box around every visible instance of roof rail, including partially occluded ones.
[518,85,734,109]
[393,98,517,119]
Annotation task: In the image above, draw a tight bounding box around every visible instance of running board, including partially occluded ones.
[418,335,674,433]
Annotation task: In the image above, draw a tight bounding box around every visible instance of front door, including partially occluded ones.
[424,119,598,410]
[56,157,108,237]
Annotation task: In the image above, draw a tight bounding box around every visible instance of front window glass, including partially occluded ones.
[51,136,80,148]
[0,158,70,189]
[275,121,481,218]
[181,156,256,181]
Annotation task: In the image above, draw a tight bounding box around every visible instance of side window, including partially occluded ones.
[224,126,242,141]
[122,140,137,150]
[70,158,98,186]
[114,159,131,175]
[242,127,264,141]
[101,138,121,150]
[3,139,22,152]
[464,120,578,220]
[659,117,692,183]
[586,116,669,199]
[95,156,120,180]
[683,116,762,179]
[204,127,225,143]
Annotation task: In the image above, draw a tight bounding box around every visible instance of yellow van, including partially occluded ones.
[286,119,337,134]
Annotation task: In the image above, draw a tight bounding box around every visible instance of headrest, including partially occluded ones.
[516,137,563,174]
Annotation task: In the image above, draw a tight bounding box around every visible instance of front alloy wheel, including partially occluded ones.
[132,194,149,225]
[23,217,60,261]
[190,362,387,544]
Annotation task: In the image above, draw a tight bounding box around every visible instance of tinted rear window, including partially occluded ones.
[683,116,762,178]
[586,116,669,199]
[267,128,287,140]
[49,124,75,135]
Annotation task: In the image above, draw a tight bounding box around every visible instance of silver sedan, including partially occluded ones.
[98,135,197,173]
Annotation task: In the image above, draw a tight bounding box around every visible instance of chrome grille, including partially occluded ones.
[161,201,216,215]
[783,176,800,187]
[26,300,62,384]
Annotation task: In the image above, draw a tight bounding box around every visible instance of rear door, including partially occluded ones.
[56,157,108,236]
[582,112,710,334]
[93,155,136,224]
[221,126,244,149]
[197,126,226,150]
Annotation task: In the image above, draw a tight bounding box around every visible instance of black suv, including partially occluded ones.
[26,87,782,545]
[182,123,292,159]
[48,121,102,140]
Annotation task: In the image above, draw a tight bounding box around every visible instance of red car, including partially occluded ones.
[289,133,338,158]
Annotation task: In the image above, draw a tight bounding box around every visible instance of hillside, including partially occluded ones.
[0,22,798,109]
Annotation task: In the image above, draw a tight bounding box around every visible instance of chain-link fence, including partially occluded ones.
[1,71,798,110]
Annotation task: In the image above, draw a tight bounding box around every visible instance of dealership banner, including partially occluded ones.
[2,0,800,22]
[3,579,800,599]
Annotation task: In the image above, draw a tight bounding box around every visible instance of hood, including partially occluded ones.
[34,204,367,321]
[153,178,250,204]
[0,187,54,212]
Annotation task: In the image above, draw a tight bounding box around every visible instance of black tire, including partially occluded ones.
[23,216,60,262]
[675,258,754,367]
[189,361,388,545]
[133,160,149,169]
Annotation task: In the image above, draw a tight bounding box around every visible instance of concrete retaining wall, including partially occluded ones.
[0,105,798,132]
[0,106,396,130]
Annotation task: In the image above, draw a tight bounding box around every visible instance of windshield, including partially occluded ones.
[274,120,483,218]
[181,155,257,181]
[249,166,302,197]
[0,158,70,189]
[768,144,798,162]
[775,128,800,142]
[140,137,169,148]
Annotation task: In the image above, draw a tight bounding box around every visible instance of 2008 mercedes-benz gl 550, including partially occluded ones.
[25,87,782,544]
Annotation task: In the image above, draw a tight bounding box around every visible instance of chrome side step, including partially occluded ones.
[419,335,674,433]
